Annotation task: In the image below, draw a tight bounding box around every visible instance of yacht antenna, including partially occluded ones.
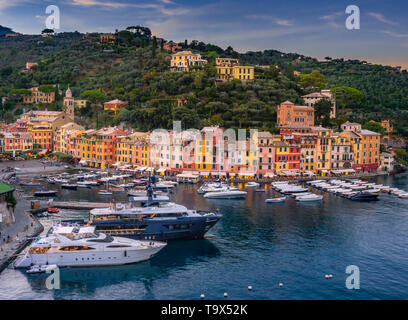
[145,171,154,206]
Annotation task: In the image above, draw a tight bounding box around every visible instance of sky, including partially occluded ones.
[1,0,408,69]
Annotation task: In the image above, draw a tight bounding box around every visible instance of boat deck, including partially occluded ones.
[40,201,110,210]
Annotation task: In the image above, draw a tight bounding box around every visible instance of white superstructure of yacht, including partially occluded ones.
[14,225,166,269]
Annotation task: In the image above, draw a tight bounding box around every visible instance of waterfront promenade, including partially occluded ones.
[0,198,43,272]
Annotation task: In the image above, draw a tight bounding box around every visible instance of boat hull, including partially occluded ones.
[14,246,164,268]
[90,215,221,241]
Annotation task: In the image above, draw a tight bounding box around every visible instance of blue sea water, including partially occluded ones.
[0,173,407,300]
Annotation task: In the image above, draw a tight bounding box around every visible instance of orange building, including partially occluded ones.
[75,127,128,169]
[277,101,314,127]
[29,125,53,151]
[380,120,393,135]
[104,99,128,114]
[163,41,182,52]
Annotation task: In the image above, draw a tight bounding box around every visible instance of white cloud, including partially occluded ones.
[368,12,397,26]
[320,12,343,29]
[0,0,31,12]
[245,14,294,26]
[70,0,158,8]
[381,30,408,38]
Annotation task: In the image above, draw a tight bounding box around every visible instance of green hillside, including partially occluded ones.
[1,29,408,136]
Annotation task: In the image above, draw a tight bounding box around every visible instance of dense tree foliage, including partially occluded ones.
[0,30,407,136]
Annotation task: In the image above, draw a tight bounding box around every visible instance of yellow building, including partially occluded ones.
[369,120,393,135]
[340,129,380,173]
[54,122,84,154]
[171,51,207,72]
[216,65,254,81]
[312,126,333,175]
[115,132,150,167]
[380,120,393,135]
[74,99,87,108]
[99,34,115,44]
[19,110,73,133]
[23,87,55,104]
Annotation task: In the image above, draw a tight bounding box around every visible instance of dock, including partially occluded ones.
[39,201,110,210]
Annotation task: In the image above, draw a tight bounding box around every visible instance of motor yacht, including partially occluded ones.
[88,175,222,241]
[198,183,237,194]
[34,190,57,197]
[14,225,166,268]
[203,189,247,199]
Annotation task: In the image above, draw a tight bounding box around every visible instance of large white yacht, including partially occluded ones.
[14,225,166,269]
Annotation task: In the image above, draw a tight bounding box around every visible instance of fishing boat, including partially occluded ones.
[14,225,166,268]
[34,190,57,197]
[265,197,286,203]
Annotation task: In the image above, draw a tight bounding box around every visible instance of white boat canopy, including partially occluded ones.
[238,172,255,177]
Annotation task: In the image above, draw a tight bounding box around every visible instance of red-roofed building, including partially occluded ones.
[103,99,128,114]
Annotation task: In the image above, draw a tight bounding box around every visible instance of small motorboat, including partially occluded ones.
[398,192,408,199]
[204,190,247,199]
[47,208,60,214]
[26,264,57,274]
[61,184,78,190]
[77,181,92,188]
[350,191,379,201]
[20,182,41,187]
[98,190,113,196]
[34,190,57,197]
[296,194,323,202]
[245,182,260,188]
[36,212,49,218]
[265,197,286,203]
[26,265,48,274]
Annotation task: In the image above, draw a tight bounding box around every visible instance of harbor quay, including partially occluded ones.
[0,198,43,272]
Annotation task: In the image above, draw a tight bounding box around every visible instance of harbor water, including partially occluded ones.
[0,173,407,299]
